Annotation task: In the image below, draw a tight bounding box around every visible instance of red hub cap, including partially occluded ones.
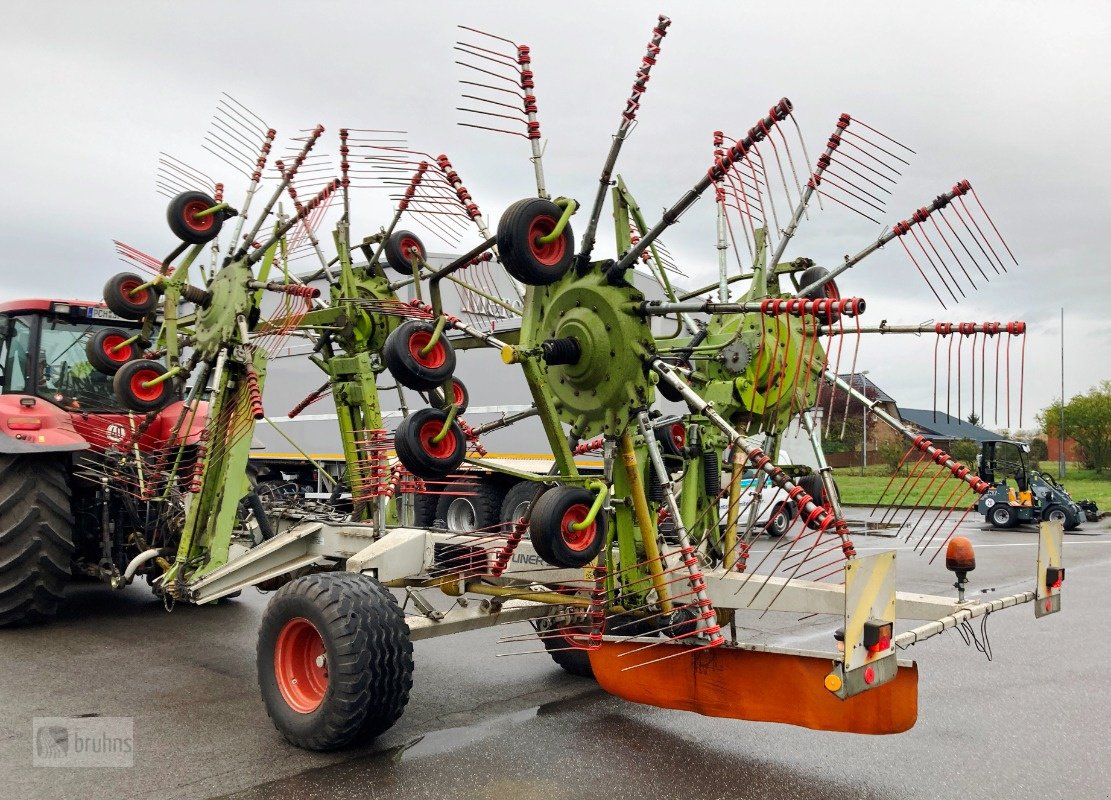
[452,381,466,406]
[274,617,328,714]
[129,368,165,402]
[398,236,422,261]
[669,423,686,450]
[119,278,149,306]
[419,419,457,459]
[527,215,566,266]
[559,504,596,552]
[102,334,130,363]
[182,199,216,233]
[407,331,446,369]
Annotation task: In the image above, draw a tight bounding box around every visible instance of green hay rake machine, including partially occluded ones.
[61,15,1066,751]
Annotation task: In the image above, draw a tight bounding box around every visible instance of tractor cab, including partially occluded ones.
[0,299,142,413]
[976,438,1089,530]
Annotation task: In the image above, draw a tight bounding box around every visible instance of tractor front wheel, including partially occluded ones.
[1042,503,1080,531]
[0,455,74,627]
[257,572,413,751]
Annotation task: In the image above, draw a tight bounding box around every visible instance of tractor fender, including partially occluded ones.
[0,395,90,454]
[153,400,210,445]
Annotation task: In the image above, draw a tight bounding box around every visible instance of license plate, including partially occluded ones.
[87,306,126,321]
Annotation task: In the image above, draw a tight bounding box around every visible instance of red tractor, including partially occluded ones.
[0,298,206,626]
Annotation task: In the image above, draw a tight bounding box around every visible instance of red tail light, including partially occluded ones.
[7,416,42,431]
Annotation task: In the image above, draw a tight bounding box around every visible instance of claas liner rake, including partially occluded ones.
[95,14,1063,752]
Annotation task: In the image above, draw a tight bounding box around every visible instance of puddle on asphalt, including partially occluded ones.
[843,520,901,537]
[387,706,539,762]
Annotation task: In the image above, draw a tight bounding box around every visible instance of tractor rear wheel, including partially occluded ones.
[257,572,414,751]
[0,455,74,627]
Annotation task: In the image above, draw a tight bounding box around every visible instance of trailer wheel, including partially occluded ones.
[798,265,842,324]
[394,408,466,479]
[383,230,426,274]
[496,198,574,285]
[86,327,142,375]
[764,501,794,538]
[529,485,606,569]
[0,455,74,627]
[383,320,457,392]
[535,610,594,678]
[988,503,1018,529]
[113,359,176,412]
[435,479,502,533]
[431,378,469,415]
[257,572,413,751]
[500,480,541,532]
[167,191,224,245]
[1042,503,1079,531]
[103,272,158,320]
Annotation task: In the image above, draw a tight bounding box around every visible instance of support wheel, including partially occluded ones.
[394,408,466,479]
[167,191,224,245]
[496,198,574,285]
[529,485,606,569]
[383,230,426,274]
[113,359,176,412]
[86,327,142,375]
[103,272,158,320]
[383,320,457,392]
[0,455,74,627]
[798,266,842,324]
[535,610,595,678]
[988,503,1018,529]
[257,572,413,751]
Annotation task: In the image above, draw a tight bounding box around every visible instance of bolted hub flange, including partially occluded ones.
[533,264,656,438]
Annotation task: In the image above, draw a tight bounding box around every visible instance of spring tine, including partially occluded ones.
[909,227,961,302]
[829,154,894,194]
[916,224,966,297]
[896,235,947,307]
[929,214,975,287]
[948,198,1000,275]
[957,194,1009,274]
[970,186,1019,267]
[841,127,912,166]
[937,208,989,280]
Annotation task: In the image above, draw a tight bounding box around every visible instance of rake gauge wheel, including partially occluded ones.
[383,320,457,392]
[86,327,142,375]
[394,408,466,479]
[113,359,175,412]
[431,377,469,415]
[103,272,158,320]
[496,198,575,285]
[529,485,606,569]
[383,230,427,274]
[798,265,842,325]
[167,191,224,245]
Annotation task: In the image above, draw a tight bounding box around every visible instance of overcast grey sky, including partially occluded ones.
[2,1,1108,429]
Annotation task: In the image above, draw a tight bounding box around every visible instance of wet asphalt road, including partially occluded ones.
[3,513,1110,800]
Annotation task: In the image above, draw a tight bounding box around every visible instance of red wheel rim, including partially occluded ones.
[452,381,466,407]
[527,215,566,266]
[407,331,447,369]
[669,422,686,450]
[398,236,423,262]
[182,198,216,233]
[273,617,328,714]
[119,278,150,307]
[559,503,596,552]
[418,419,457,460]
[101,334,131,363]
[129,368,165,402]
